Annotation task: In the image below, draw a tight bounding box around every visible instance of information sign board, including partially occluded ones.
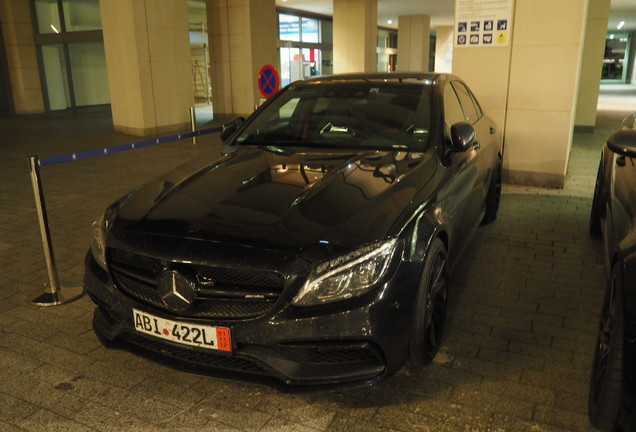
[455,0,514,48]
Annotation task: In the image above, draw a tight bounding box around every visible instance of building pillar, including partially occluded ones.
[333,0,377,73]
[100,0,192,136]
[452,40,511,150]
[0,0,45,114]
[207,0,278,118]
[434,26,454,73]
[575,0,610,132]
[397,15,431,72]
[453,0,589,188]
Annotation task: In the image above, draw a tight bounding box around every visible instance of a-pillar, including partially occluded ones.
[453,0,589,188]
[100,0,192,136]
[207,0,278,118]
[575,0,610,132]
[333,0,377,74]
[434,26,454,73]
[397,15,431,72]
[0,0,45,113]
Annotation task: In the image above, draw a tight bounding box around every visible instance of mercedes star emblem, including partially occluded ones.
[156,270,196,312]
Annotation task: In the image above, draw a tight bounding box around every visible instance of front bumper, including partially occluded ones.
[84,251,419,389]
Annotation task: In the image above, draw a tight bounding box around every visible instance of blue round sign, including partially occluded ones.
[258,65,280,98]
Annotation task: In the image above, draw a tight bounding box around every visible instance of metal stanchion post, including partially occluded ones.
[190,106,197,144]
[27,156,84,306]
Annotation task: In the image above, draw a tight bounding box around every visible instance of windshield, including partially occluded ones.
[235,80,432,151]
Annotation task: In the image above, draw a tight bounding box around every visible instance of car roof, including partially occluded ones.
[298,72,454,86]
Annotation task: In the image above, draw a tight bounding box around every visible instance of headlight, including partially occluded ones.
[292,239,399,306]
[90,206,116,271]
[90,214,107,270]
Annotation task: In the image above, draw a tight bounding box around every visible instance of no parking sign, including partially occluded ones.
[258,65,280,98]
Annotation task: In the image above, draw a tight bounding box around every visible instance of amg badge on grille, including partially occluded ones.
[157,270,196,311]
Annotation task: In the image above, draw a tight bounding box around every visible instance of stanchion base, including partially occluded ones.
[30,285,84,307]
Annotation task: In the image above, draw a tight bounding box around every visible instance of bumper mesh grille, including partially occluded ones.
[123,333,269,375]
[275,344,383,365]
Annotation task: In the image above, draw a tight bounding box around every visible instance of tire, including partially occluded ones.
[590,160,604,236]
[408,237,449,366]
[588,263,625,431]
[482,155,502,225]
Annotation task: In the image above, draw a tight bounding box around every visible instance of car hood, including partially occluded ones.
[111,145,436,255]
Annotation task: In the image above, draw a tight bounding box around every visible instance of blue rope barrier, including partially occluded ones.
[38,126,222,167]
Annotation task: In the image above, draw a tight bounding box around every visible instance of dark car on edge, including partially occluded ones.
[589,114,636,430]
[84,73,502,389]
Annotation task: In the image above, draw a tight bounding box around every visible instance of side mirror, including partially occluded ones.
[608,130,636,158]
[449,122,476,152]
[220,117,245,142]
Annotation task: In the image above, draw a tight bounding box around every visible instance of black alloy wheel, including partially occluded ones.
[408,237,449,366]
[589,264,625,431]
[590,160,604,236]
[482,156,502,225]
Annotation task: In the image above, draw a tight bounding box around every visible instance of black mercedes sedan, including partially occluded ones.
[589,115,636,430]
[84,73,502,389]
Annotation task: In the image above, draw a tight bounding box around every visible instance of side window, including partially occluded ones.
[444,85,466,128]
[467,86,483,118]
[452,81,481,124]
[443,83,466,128]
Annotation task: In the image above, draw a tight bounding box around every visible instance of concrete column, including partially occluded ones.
[454,0,589,188]
[100,0,192,136]
[207,0,278,118]
[0,0,45,113]
[333,0,377,73]
[575,0,610,132]
[397,15,430,72]
[434,26,454,73]
[452,43,512,149]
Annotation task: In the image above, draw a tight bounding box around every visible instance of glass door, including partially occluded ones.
[278,13,326,87]
[602,33,632,82]
[34,0,108,111]
[280,45,300,87]
[41,44,72,110]
[280,46,323,87]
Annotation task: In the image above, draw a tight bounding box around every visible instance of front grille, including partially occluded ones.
[108,248,286,319]
[195,266,283,290]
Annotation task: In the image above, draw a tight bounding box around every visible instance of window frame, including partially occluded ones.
[451,80,483,124]
[443,81,467,128]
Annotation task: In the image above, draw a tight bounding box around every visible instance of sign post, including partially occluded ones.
[258,65,281,99]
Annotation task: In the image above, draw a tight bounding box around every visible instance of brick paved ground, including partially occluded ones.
[0,105,630,431]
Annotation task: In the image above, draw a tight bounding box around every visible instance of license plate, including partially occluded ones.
[132,309,232,352]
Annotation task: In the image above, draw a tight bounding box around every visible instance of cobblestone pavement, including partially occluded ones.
[0,105,630,432]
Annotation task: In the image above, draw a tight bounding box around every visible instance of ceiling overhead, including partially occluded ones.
[609,0,636,32]
[275,0,454,29]
[276,0,636,32]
